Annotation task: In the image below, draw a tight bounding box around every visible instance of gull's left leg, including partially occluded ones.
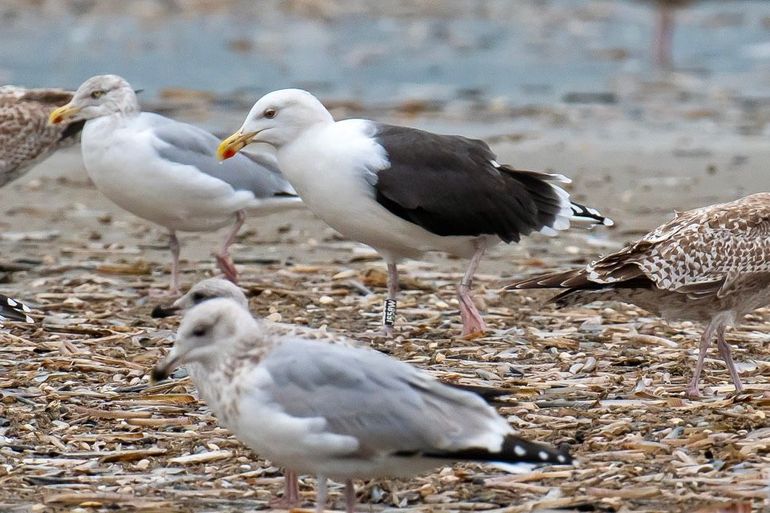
[716,326,744,393]
[382,262,399,336]
[169,230,181,294]
[214,210,245,284]
[285,470,300,506]
[315,474,327,513]
[457,243,487,337]
[344,479,356,513]
[269,469,300,508]
[686,316,721,399]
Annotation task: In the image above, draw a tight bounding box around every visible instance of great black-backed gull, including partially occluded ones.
[218,88,610,336]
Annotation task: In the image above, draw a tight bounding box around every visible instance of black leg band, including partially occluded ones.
[383,298,397,327]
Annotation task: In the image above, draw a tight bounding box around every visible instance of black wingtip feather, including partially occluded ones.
[444,382,516,403]
[399,434,572,466]
[0,294,34,324]
[570,202,613,226]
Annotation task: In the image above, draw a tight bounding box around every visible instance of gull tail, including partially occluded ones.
[0,294,34,324]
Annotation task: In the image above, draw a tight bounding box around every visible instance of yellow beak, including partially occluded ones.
[217,130,258,161]
[48,104,81,125]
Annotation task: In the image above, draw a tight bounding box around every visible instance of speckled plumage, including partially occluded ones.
[508,193,770,397]
[152,298,572,513]
[0,86,83,187]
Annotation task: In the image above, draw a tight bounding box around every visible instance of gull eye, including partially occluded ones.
[263,108,277,119]
[192,325,207,337]
[90,90,105,100]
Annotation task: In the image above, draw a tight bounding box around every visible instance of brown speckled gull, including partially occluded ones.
[508,192,770,398]
[0,86,83,187]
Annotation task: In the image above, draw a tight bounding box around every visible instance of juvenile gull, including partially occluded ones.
[0,86,84,187]
[152,298,572,512]
[150,277,346,507]
[48,75,301,293]
[217,89,611,337]
[507,193,770,398]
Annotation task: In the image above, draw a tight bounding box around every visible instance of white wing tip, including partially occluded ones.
[488,461,537,474]
[570,203,612,227]
[538,225,559,237]
[549,173,572,184]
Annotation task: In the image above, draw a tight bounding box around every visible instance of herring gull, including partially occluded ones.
[151,277,307,506]
[217,89,611,337]
[507,193,770,398]
[48,75,301,293]
[152,298,572,512]
[0,86,84,187]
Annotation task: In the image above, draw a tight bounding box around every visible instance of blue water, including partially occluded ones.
[2,0,770,103]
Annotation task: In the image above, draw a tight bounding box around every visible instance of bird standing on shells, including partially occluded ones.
[151,277,311,507]
[151,277,519,506]
[48,75,301,293]
[152,298,572,513]
[508,193,770,398]
[217,89,611,337]
[0,86,84,187]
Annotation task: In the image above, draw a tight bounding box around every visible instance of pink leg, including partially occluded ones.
[269,469,300,508]
[716,327,743,393]
[685,317,721,399]
[345,479,355,513]
[169,230,181,294]
[214,210,245,284]
[654,2,675,69]
[457,243,487,337]
[382,262,399,336]
[285,470,300,506]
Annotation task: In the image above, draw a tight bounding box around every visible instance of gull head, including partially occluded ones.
[217,88,333,160]
[151,298,254,383]
[152,278,249,318]
[49,74,138,125]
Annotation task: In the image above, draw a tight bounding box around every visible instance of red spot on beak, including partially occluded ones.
[223,148,235,159]
[52,115,62,124]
